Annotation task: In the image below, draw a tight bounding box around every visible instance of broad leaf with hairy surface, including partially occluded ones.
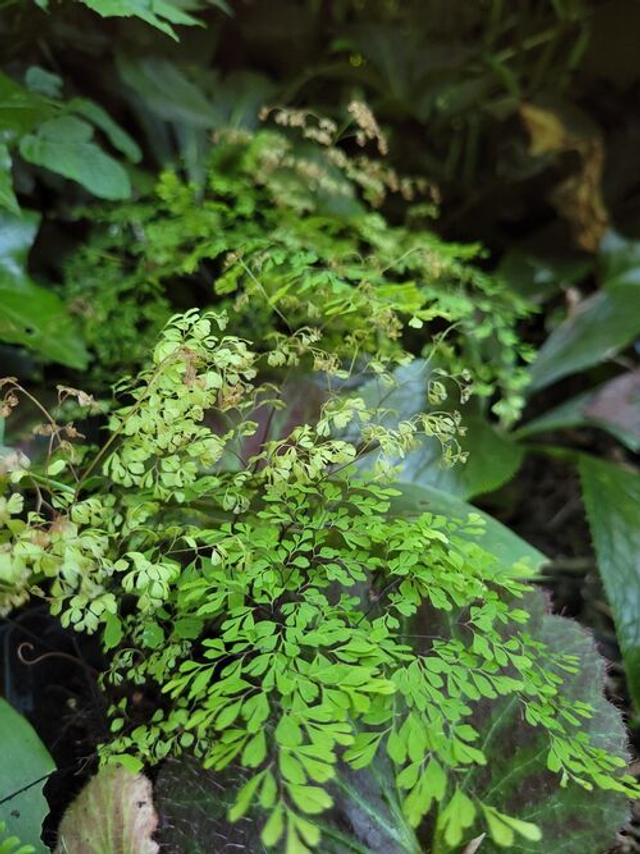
[54,766,158,854]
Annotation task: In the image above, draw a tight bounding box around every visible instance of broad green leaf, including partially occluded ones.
[356,362,523,499]
[0,211,39,286]
[390,483,547,571]
[516,370,640,452]
[20,116,131,200]
[67,98,142,163]
[527,284,640,393]
[0,699,55,852]
[0,72,54,137]
[0,211,88,368]
[0,144,19,215]
[54,766,158,854]
[321,761,423,854]
[464,592,631,853]
[579,455,640,706]
[24,67,63,99]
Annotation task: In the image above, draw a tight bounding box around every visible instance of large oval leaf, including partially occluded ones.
[20,116,131,201]
[0,699,55,852]
[54,765,158,854]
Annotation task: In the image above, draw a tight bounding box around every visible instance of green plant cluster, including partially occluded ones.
[62,116,532,423]
[1,2,639,852]
[1,309,638,853]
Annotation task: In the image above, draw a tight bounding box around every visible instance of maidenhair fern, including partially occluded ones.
[0,310,637,853]
[63,107,532,424]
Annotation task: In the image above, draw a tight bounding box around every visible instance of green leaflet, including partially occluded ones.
[461,592,631,854]
[154,755,422,854]
[19,116,131,200]
[0,822,34,854]
[355,361,523,499]
[0,700,55,853]
[527,283,640,393]
[53,766,158,854]
[0,211,88,368]
[579,454,640,707]
[389,482,546,571]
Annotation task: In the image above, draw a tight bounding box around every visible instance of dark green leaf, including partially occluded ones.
[0,144,19,215]
[599,230,640,287]
[0,211,88,368]
[0,72,54,137]
[527,284,640,393]
[67,98,142,163]
[499,248,591,302]
[516,370,640,452]
[24,67,63,99]
[19,116,131,200]
[117,56,219,127]
[154,757,269,854]
[579,454,640,706]
[0,699,55,852]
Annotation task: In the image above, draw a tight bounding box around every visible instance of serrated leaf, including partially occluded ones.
[579,454,640,707]
[53,765,159,854]
[527,284,640,393]
[20,116,131,200]
[0,699,55,853]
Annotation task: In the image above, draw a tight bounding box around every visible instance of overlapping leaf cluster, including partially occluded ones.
[0,310,637,853]
[63,114,532,422]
